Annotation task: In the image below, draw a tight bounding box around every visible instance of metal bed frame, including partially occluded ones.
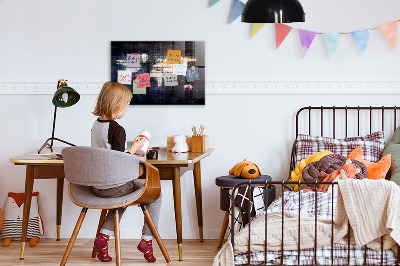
[230,106,400,266]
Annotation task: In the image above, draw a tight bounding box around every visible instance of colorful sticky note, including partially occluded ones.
[117,71,132,85]
[167,49,182,64]
[136,73,150,88]
[126,53,140,67]
[132,82,146,94]
[186,67,200,82]
[173,62,187,75]
[164,73,178,86]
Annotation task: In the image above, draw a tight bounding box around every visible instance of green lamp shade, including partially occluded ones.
[52,84,80,108]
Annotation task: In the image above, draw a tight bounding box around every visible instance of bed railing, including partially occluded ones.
[230,180,400,266]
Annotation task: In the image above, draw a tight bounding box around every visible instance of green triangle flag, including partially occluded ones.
[209,0,220,7]
[323,33,341,58]
[251,23,266,38]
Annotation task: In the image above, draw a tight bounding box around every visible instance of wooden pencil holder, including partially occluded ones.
[191,135,209,153]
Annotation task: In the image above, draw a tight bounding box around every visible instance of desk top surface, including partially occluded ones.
[10,147,214,166]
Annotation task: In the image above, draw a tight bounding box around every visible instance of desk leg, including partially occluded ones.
[172,167,183,261]
[193,161,203,242]
[56,178,64,241]
[20,165,35,259]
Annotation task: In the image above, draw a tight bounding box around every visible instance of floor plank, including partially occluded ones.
[0,239,221,265]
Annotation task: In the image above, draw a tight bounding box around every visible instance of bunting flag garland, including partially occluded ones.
[323,33,341,58]
[229,0,245,24]
[378,21,398,50]
[351,29,370,55]
[251,23,266,38]
[298,30,317,58]
[207,5,400,57]
[209,0,220,7]
[275,23,293,49]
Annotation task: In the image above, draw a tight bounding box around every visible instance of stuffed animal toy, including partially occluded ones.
[348,146,391,180]
[172,135,189,153]
[229,159,261,179]
[1,192,44,247]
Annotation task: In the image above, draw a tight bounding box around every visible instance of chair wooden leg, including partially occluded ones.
[60,208,88,266]
[141,205,171,263]
[217,211,230,248]
[114,210,121,266]
[91,209,108,258]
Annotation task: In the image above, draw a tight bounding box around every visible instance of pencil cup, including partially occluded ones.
[191,135,209,153]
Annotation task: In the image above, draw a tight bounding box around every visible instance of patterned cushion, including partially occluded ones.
[295,131,385,166]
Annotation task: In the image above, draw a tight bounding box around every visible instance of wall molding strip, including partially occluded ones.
[0,81,399,95]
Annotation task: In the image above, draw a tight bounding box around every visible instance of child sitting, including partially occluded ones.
[91,81,162,263]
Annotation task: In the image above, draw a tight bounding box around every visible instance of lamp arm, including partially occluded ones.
[50,105,57,148]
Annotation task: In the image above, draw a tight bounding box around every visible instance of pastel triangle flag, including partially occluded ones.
[323,33,341,58]
[251,23,266,38]
[209,0,220,7]
[275,23,293,49]
[351,29,370,55]
[298,29,317,58]
[229,0,245,24]
[378,21,398,50]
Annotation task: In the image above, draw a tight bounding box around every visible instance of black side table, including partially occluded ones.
[215,175,275,248]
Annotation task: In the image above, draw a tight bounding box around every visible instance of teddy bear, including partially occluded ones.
[229,159,261,179]
[1,192,44,247]
[172,135,189,153]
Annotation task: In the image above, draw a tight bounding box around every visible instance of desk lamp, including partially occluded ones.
[38,79,80,154]
[241,0,305,23]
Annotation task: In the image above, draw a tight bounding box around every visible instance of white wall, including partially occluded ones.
[1,0,400,240]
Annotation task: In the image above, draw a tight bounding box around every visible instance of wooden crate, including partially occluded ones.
[167,135,192,151]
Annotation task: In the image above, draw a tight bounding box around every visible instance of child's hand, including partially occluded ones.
[129,137,147,155]
[134,148,149,157]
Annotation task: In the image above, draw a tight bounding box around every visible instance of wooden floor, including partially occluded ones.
[0,239,221,265]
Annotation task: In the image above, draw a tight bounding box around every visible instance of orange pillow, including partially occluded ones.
[347,146,391,180]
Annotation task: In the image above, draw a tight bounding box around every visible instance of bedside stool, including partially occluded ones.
[215,175,275,248]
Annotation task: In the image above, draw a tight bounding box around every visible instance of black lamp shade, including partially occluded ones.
[241,0,305,23]
[52,84,80,108]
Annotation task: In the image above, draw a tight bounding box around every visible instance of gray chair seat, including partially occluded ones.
[69,180,145,208]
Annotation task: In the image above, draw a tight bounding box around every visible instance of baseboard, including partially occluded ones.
[1,81,399,95]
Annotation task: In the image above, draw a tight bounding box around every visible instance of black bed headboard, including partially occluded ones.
[289,106,400,180]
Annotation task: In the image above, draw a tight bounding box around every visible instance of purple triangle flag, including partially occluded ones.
[298,29,317,58]
[351,29,370,55]
[229,0,245,24]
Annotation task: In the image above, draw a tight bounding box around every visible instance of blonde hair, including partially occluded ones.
[93,81,133,120]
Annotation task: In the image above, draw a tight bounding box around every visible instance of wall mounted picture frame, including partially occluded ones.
[111,41,205,105]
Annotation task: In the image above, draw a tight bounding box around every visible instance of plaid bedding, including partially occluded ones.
[234,191,397,265]
[294,131,385,166]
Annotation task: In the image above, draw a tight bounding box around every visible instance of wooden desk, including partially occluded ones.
[10,147,213,261]
[9,148,64,259]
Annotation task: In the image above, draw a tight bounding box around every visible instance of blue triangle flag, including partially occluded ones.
[229,0,245,23]
[351,29,371,55]
[323,33,341,58]
[209,0,221,7]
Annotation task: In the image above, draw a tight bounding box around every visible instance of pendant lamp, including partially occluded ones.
[38,79,80,154]
[241,0,305,23]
